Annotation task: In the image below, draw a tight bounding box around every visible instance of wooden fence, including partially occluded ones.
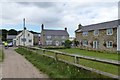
[24,46,119,79]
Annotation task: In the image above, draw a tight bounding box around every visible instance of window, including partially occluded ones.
[82,40,88,46]
[94,30,99,36]
[55,36,58,39]
[46,36,51,39]
[106,41,113,48]
[46,40,52,45]
[28,34,30,37]
[107,29,113,35]
[62,36,66,39]
[29,39,32,42]
[82,31,88,36]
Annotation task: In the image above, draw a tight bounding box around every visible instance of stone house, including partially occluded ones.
[7,35,17,42]
[33,33,40,45]
[75,19,120,52]
[40,24,69,46]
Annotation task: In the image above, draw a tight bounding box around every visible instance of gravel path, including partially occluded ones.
[2,47,48,78]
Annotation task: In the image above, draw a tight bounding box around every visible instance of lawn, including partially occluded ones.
[15,47,108,78]
[50,48,118,60]
[37,49,118,75]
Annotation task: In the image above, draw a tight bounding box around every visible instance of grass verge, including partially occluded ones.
[15,47,109,79]
[37,49,118,75]
[0,49,3,62]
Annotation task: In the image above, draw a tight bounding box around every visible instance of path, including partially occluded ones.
[2,47,48,78]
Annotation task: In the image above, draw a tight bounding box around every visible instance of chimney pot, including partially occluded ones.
[78,24,82,29]
[65,27,67,31]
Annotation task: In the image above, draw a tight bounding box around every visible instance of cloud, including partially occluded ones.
[0,1,119,37]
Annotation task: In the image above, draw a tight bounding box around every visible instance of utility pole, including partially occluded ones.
[23,18,26,46]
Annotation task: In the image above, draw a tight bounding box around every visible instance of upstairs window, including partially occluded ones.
[82,31,88,36]
[94,30,99,36]
[107,28,113,35]
[46,36,51,39]
[62,36,66,39]
[28,34,30,37]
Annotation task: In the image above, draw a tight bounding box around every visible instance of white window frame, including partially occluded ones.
[46,36,51,39]
[82,40,88,46]
[62,36,66,39]
[94,30,99,36]
[106,41,113,48]
[82,31,88,36]
[46,40,52,45]
[107,28,113,35]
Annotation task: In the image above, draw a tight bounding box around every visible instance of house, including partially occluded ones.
[7,35,16,42]
[33,33,40,45]
[14,28,33,46]
[75,19,120,52]
[40,24,69,46]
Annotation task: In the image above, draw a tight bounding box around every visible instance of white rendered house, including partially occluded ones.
[15,29,33,46]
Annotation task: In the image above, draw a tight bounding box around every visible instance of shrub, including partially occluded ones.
[64,40,72,48]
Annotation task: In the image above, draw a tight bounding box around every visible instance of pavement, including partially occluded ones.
[0,46,48,78]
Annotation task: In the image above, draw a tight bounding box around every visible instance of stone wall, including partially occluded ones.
[76,28,117,52]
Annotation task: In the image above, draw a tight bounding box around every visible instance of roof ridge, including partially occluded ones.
[83,19,119,27]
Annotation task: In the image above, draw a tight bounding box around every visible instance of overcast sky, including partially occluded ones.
[0,0,119,37]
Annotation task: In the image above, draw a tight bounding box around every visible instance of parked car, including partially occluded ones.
[8,42,13,47]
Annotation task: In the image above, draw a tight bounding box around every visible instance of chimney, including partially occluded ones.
[65,27,67,31]
[41,24,44,30]
[23,18,26,30]
[78,24,82,29]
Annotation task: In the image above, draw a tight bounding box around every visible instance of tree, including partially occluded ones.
[8,29,17,35]
[2,29,8,41]
[64,40,72,48]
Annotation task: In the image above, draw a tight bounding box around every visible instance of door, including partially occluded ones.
[55,41,59,46]
[93,41,99,49]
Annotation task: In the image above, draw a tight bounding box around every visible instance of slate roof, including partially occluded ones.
[42,29,69,36]
[33,33,40,37]
[76,19,120,32]
[7,35,16,40]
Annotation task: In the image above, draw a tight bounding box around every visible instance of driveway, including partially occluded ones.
[1,47,48,78]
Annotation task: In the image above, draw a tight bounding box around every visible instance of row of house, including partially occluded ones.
[7,24,69,47]
[5,19,120,52]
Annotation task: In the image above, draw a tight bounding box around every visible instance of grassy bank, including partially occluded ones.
[15,47,109,79]
[49,48,118,60]
[0,49,3,62]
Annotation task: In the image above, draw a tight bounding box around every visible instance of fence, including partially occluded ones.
[24,46,119,79]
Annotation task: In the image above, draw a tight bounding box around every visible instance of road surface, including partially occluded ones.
[1,47,48,78]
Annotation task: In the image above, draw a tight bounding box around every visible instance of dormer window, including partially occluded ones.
[82,31,88,36]
[107,28,113,35]
[94,30,99,36]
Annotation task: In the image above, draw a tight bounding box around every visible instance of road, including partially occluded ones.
[1,47,48,78]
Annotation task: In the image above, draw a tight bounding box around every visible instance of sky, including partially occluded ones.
[0,0,119,37]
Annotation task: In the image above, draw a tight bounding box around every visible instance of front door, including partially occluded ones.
[93,41,99,49]
[55,41,59,46]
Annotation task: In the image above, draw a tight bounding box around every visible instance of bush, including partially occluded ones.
[64,40,72,48]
